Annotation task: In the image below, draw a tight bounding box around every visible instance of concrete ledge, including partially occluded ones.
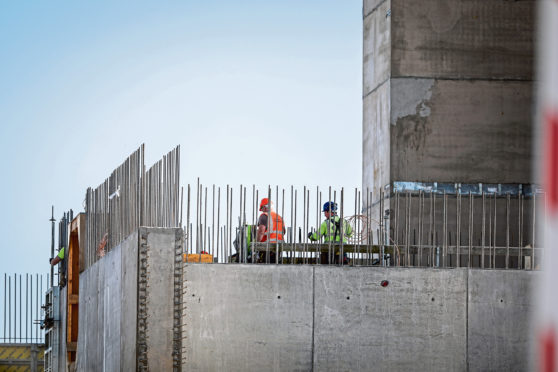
[183,265,536,371]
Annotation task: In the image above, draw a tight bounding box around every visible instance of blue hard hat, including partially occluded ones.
[323,201,338,212]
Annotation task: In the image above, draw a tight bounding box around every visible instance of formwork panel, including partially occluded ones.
[313,267,467,372]
[182,265,314,372]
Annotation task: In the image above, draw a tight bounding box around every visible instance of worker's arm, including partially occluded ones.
[49,247,65,266]
[309,221,326,241]
[346,221,353,237]
[256,224,266,242]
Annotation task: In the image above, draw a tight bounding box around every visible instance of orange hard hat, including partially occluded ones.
[259,198,271,211]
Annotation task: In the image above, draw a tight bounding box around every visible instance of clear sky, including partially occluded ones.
[0,0,362,277]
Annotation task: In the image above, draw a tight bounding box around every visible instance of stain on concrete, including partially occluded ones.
[390,78,435,125]
[424,0,461,33]
[392,114,430,152]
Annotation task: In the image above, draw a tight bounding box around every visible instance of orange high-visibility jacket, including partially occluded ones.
[260,212,284,243]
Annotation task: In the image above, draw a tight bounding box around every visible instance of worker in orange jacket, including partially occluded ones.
[256,198,285,263]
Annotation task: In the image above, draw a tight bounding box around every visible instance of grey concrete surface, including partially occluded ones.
[390,78,533,183]
[143,228,180,371]
[468,269,536,372]
[313,267,467,372]
[120,230,138,371]
[362,80,390,212]
[362,0,535,199]
[363,0,387,18]
[391,0,535,80]
[182,265,314,372]
[76,228,181,371]
[183,265,535,371]
[59,286,67,372]
[363,0,391,95]
[104,243,122,371]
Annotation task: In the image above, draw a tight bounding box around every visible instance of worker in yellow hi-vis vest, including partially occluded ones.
[308,201,353,264]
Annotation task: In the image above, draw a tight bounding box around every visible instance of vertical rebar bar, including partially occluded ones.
[481,192,486,268]
[229,187,233,264]
[302,186,307,264]
[443,192,447,268]
[493,193,497,269]
[468,192,473,268]
[4,274,6,341]
[405,192,410,267]
[204,187,208,254]
[212,185,216,257]
[281,188,285,264]
[457,193,461,268]
[294,189,298,261]
[418,191,424,267]
[369,188,374,266]
[518,193,523,269]
[217,187,221,262]
[19,275,21,342]
[395,191,400,267]
[340,188,345,266]
[25,274,28,342]
[276,185,279,265]
[328,187,332,265]
[266,186,271,264]
[434,191,437,267]
[506,194,510,269]
[318,186,321,265]
[532,193,536,269]
[50,206,55,287]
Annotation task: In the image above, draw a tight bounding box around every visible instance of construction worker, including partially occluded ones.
[256,198,285,263]
[308,201,353,264]
[49,247,65,266]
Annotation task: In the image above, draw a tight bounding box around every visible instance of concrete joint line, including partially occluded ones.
[311,266,316,372]
[363,0,389,20]
[393,75,532,83]
[362,76,390,99]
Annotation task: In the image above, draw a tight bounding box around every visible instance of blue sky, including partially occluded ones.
[0,0,362,277]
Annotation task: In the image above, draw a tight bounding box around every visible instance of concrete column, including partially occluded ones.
[363,0,535,196]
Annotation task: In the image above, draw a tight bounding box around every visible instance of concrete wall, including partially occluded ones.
[183,265,536,371]
[362,0,535,196]
[76,227,182,371]
[182,265,314,371]
[363,0,391,212]
[468,270,535,372]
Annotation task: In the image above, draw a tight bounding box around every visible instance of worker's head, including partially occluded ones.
[259,198,273,212]
[323,201,338,218]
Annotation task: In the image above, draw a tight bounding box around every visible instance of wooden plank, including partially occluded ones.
[68,294,79,305]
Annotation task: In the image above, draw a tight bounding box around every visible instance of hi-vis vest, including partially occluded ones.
[261,212,284,243]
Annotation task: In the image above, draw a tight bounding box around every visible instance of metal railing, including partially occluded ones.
[1,273,48,344]
[184,182,543,269]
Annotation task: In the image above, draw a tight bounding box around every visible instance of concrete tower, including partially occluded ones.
[363,0,535,205]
